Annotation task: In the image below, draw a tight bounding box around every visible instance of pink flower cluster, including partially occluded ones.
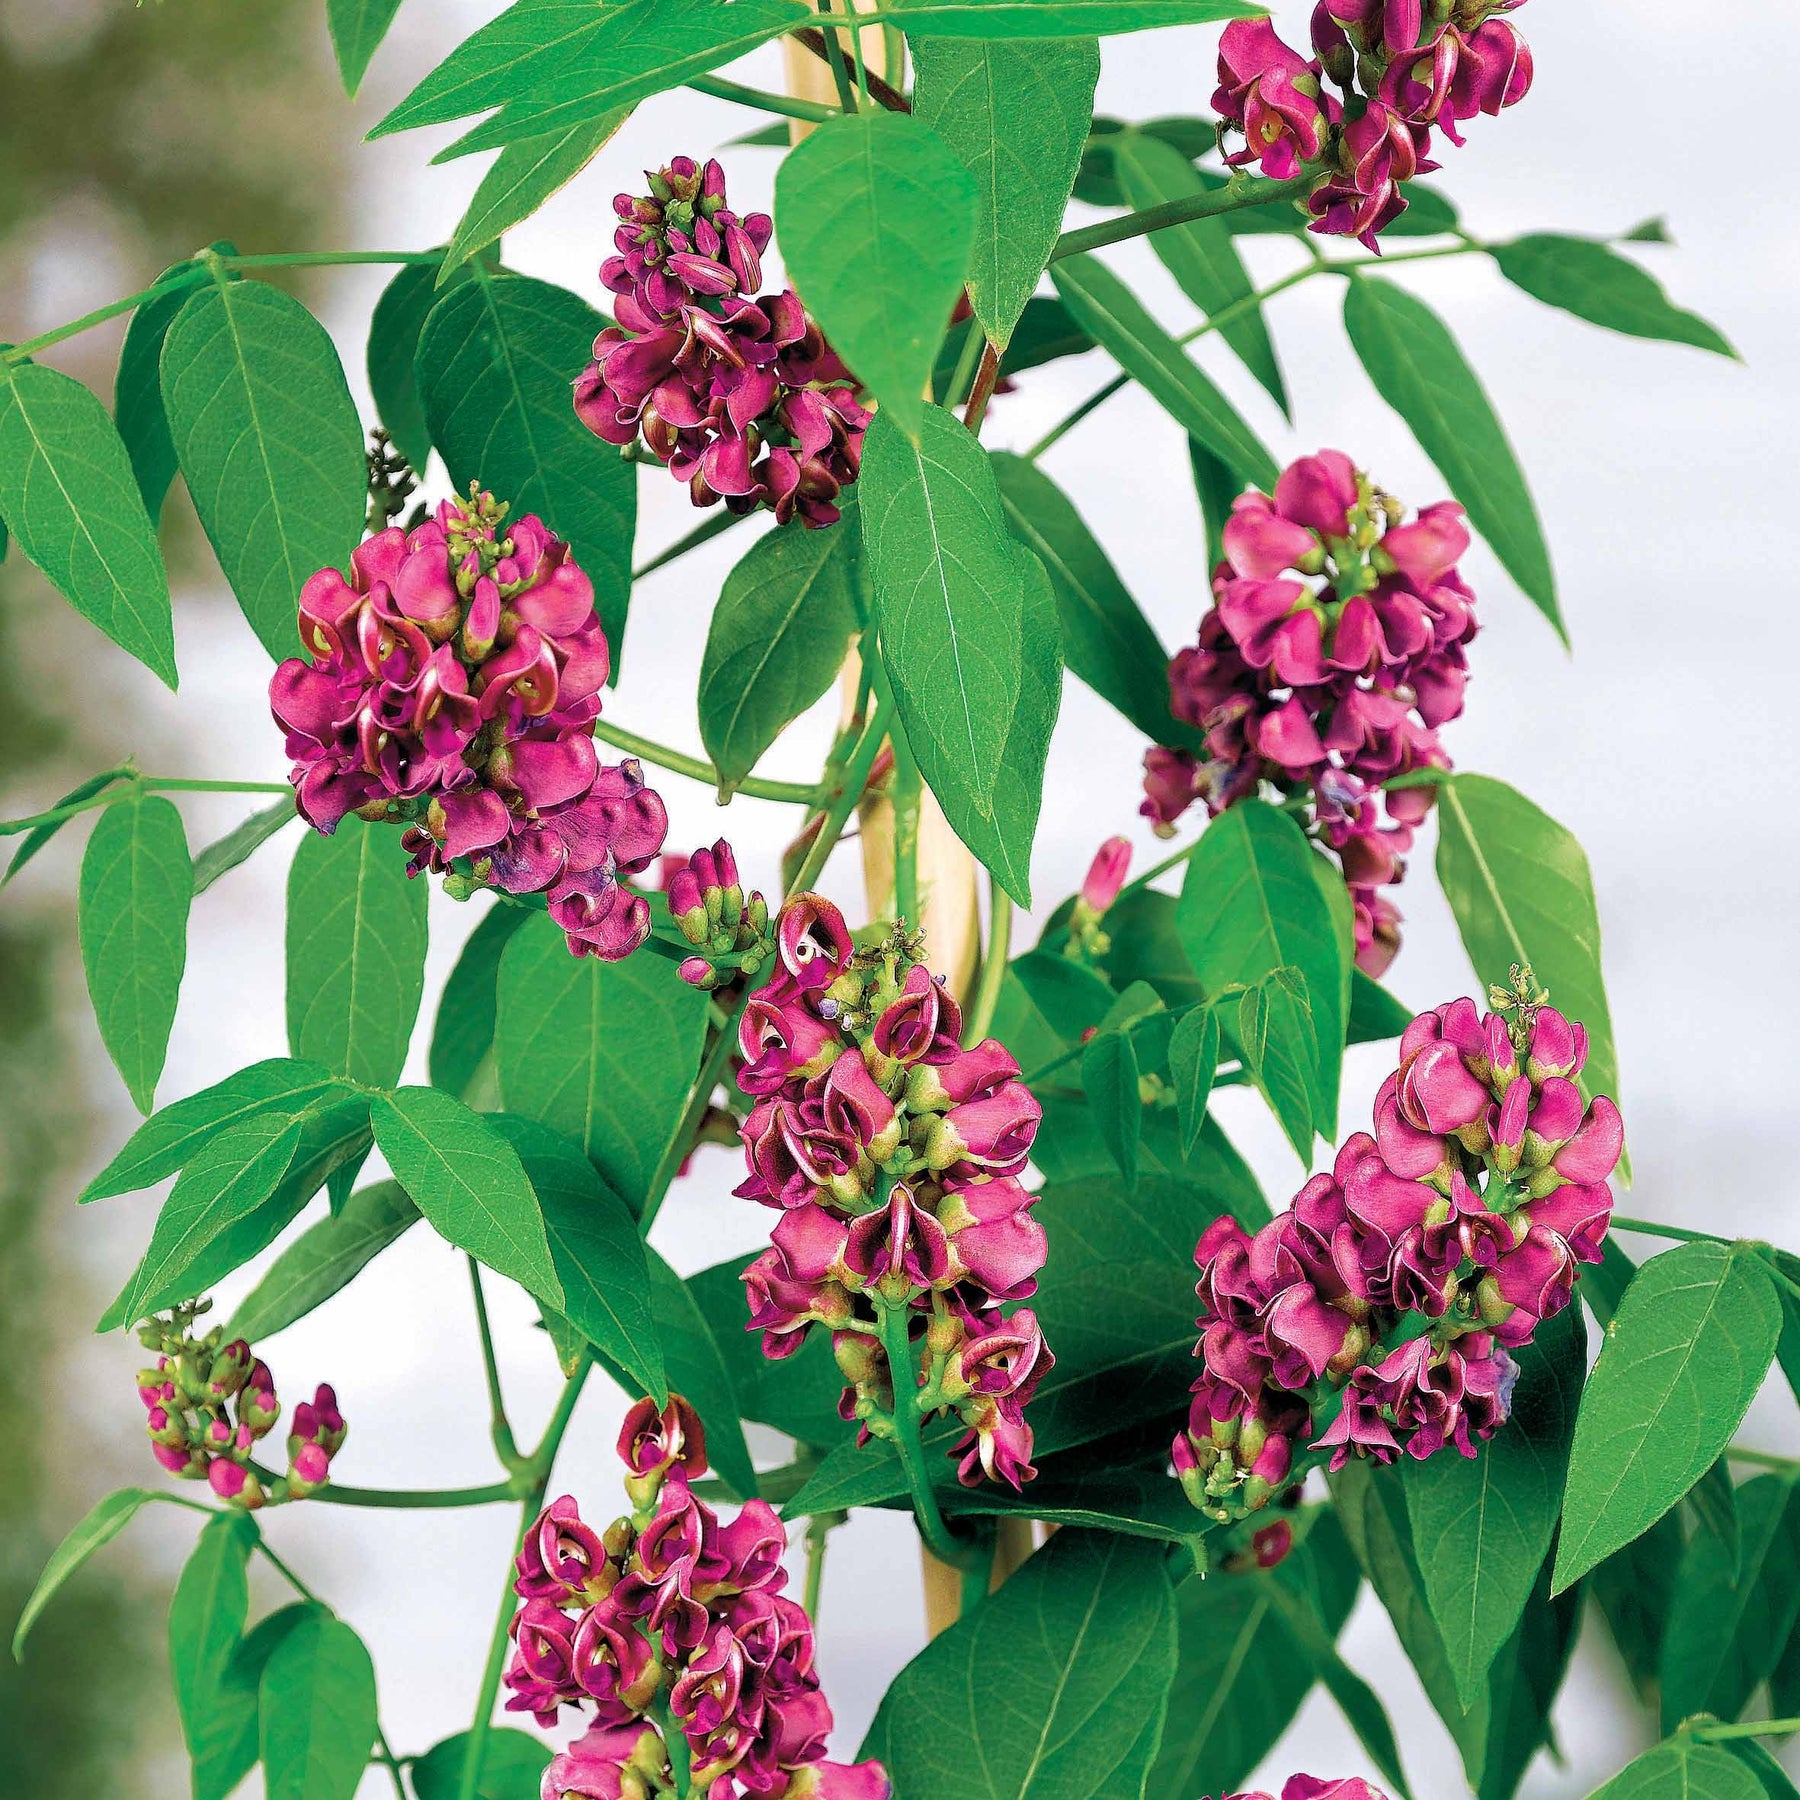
[575,156,870,528]
[1142,449,1478,975]
[1173,973,1621,1522]
[509,1396,887,1800]
[136,1308,344,1510]
[269,486,668,959]
[1221,1779,1389,1800]
[1215,1,1532,249]
[735,895,1052,1489]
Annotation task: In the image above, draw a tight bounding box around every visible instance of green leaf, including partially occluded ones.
[367,261,450,472]
[1350,968,1413,1044]
[1167,1005,1218,1155]
[489,1113,664,1402]
[862,404,1025,823]
[328,0,405,95]
[190,1603,309,1800]
[1435,771,1623,1156]
[1053,252,1277,488]
[1660,1470,1800,1730]
[1236,969,1318,1161]
[1148,1509,1359,1800]
[927,543,1063,906]
[225,1179,420,1342]
[1556,1241,1782,1591]
[1492,234,1736,358]
[81,1057,340,1202]
[947,1467,1212,1547]
[1178,800,1347,1132]
[371,0,618,137]
[1403,1300,1586,1705]
[912,35,1097,350]
[415,272,636,654]
[645,1250,756,1500]
[430,902,530,1102]
[411,1730,552,1800]
[1587,1740,1768,1800]
[161,278,365,662]
[13,1487,157,1659]
[371,1087,564,1310]
[98,1096,371,1330]
[78,792,192,1111]
[286,820,429,1089]
[259,1607,378,1800]
[1590,1505,1681,1706]
[860,1530,1178,1798]
[991,451,1193,748]
[1719,1743,1800,1800]
[1342,276,1560,640]
[192,799,294,897]
[888,0,1262,33]
[698,505,863,794]
[445,112,628,275]
[776,111,978,441]
[426,0,813,156]
[2,765,131,889]
[1081,1025,1141,1189]
[493,911,708,1212]
[115,265,198,526]
[171,1512,258,1768]
[1113,128,1287,412]
[0,359,176,686]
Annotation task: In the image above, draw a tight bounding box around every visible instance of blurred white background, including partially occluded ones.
[6,1,1797,1793]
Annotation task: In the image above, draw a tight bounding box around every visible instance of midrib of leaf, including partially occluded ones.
[1013,1539,1122,1797]
[1,368,163,651]
[1440,782,1529,966]
[1568,1262,1738,1565]
[584,967,602,1163]
[344,828,376,1078]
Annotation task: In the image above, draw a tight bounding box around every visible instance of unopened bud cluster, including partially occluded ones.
[510,1396,887,1800]
[1064,836,1133,962]
[270,484,669,958]
[669,840,773,992]
[1215,0,1532,249]
[1143,449,1477,975]
[1174,970,1620,1522]
[576,156,870,528]
[736,895,1051,1489]
[136,1304,345,1509]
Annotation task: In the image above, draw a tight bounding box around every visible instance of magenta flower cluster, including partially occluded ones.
[508,1396,887,1800]
[1142,449,1477,976]
[270,486,668,960]
[1221,1779,1390,1800]
[734,895,1052,1489]
[1173,974,1621,1522]
[136,1309,344,1510]
[575,156,870,529]
[1215,1,1532,248]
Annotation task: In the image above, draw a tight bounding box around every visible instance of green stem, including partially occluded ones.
[875,1300,979,1570]
[640,986,752,1233]
[631,507,747,582]
[687,73,841,123]
[257,1541,408,1797]
[943,314,986,409]
[1,778,292,837]
[1114,836,1202,903]
[802,1512,834,1620]
[1049,174,1309,263]
[1609,1216,1732,1246]
[962,880,1012,1048]
[1688,1717,1800,1743]
[305,1478,517,1509]
[891,733,922,930]
[814,0,861,112]
[1726,1447,1800,1474]
[787,703,886,897]
[3,250,439,363]
[458,1356,592,1800]
[469,1260,521,1470]
[589,719,819,805]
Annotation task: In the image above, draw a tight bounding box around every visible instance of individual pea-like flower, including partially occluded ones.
[135,1303,343,1509]
[1142,449,1476,975]
[731,897,1050,1489]
[1214,18,1337,180]
[505,1392,889,1800]
[575,156,872,529]
[1173,966,1616,1522]
[1218,1778,1391,1800]
[269,484,668,959]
